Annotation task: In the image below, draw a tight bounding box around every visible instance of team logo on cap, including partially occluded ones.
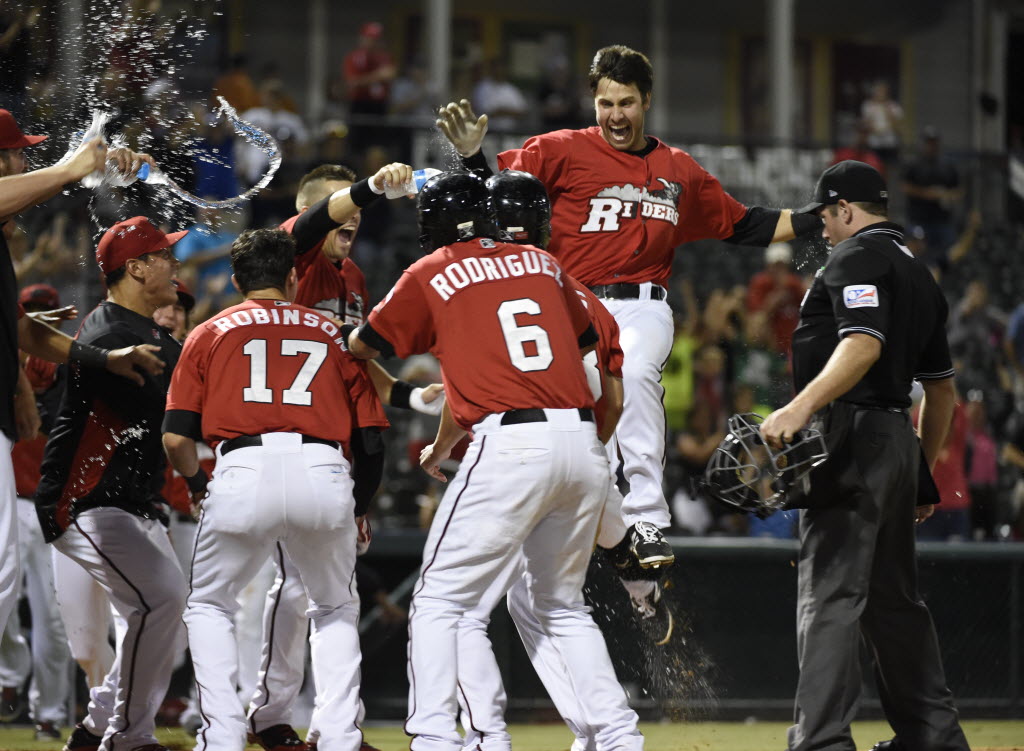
[843,284,879,308]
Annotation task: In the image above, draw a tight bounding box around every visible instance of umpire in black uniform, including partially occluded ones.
[761,161,970,751]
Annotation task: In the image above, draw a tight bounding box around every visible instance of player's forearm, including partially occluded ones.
[918,377,955,470]
[598,375,623,444]
[17,314,73,363]
[162,432,200,478]
[0,163,77,219]
[789,334,882,417]
[367,358,396,402]
[432,402,467,455]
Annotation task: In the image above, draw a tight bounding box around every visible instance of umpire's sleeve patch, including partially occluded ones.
[842,284,879,308]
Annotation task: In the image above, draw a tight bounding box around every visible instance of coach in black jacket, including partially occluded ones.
[761,161,969,751]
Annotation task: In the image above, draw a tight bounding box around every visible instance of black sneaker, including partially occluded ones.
[35,722,62,741]
[871,741,905,751]
[62,723,104,751]
[253,724,309,751]
[629,521,675,569]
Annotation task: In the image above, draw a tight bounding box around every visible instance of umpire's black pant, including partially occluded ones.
[787,407,970,751]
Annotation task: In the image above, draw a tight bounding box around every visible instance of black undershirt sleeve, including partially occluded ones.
[724,207,782,247]
[350,426,385,516]
[578,323,599,350]
[355,322,396,359]
[461,150,494,178]
[162,409,203,441]
[291,196,339,256]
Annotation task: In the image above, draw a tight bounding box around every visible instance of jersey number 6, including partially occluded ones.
[242,338,328,406]
[497,298,553,373]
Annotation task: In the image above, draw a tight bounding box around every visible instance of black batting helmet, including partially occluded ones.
[703,413,828,518]
[486,170,552,249]
[417,171,499,251]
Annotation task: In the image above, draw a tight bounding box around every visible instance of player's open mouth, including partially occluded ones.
[609,124,631,143]
[338,229,354,242]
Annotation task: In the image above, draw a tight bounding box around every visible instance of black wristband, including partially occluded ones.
[349,178,381,209]
[185,469,209,495]
[69,340,109,369]
[461,150,492,177]
[791,211,825,238]
[390,380,415,409]
[340,323,356,345]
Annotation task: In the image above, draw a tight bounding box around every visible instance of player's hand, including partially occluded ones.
[28,305,78,325]
[189,491,206,519]
[356,514,372,555]
[65,136,107,182]
[436,100,488,157]
[108,147,157,180]
[420,442,451,482]
[14,388,41,441]
[410,383,445,416]
[760,402,812,450]
[105,343,164,385]
[914,504,935,524]
[371,162,414,197]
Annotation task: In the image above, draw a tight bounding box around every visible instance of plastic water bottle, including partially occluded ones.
[104,160,170,188]
[383,167,442,199]
[78,111,110,188]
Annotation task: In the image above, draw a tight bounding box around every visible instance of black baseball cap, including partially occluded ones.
[796,160,888,215]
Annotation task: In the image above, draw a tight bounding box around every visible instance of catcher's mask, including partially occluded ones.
[703,413,828,517]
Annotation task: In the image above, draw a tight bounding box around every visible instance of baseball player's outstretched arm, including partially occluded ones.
[436,100,488,157]
[419,402,467,482]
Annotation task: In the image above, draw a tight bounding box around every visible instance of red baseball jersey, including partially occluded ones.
[12,356,58,497]
[280,213,370,325]
[498,127,748,289]
[366,238,595,430]
[568,278,624,431]
[167,299,386,445]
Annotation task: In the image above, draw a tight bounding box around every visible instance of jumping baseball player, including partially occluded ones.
[164,228,383,751]
[348,171,643,751]
[34,216,189,751]
[437,45,824,570]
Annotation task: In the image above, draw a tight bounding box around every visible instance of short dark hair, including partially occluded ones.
[588,45,654,100]
[104,266,128,288]
[230,229,296,294]
[297,164,358,208]
[827,202,888,218]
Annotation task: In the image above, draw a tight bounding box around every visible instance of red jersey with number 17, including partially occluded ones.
[366,238,594,430]
[498,127,748,289]
[167,299,382,445]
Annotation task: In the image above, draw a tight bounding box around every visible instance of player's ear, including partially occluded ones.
[642,92,651,111]
[285,267,298,301]
[230,274,242,294]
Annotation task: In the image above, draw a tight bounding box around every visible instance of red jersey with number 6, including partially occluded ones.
[498,127,748,289]
[167,299,383,445]
[365,238,594,430]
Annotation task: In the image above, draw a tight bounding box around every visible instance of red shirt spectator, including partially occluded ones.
[746,242,806,354]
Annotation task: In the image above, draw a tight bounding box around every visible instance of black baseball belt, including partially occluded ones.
[220,434,340,455]
[500,407,594,426]
[588,283,667,301]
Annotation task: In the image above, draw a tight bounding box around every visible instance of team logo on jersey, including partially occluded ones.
[843,284,879,308]
[345,292,365,326]
[579,178,683,233]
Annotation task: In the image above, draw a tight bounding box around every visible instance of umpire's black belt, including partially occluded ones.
[500,407,594,426]
[837,399,909,416]
[588,283,667,301]
[220,434,339,455]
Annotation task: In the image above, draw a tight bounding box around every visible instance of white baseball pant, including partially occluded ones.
[406,409,613,751]
[457,471,640,751]
[0,436,20,633]
[0,498,71,724]
[185,433,362,751]
[53,507,187,751]
[600,292,674,529]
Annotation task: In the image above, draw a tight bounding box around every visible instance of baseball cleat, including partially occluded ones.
[0,685,24,722]
[62,723,104,751]
[252,724,309,751]
[628,521,675,569]
[35,722,62,741]
[629,580,674,646]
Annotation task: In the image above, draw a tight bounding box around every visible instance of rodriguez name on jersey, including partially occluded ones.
[579,178,682,233]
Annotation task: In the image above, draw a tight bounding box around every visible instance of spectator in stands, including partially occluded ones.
[860,80,903,163]
[662,280,700,433]
[917,399,971,541]
[340,21,395,151]
[236,79,310,187]
[746,241,805,355]
[669,401,724,536]
[903,127,962,269]
[831,120,885,176]
[211,53,260,114]
[692,342,727,427]
[0,4,38,122]
[1006,300,1024,398]
[538,58,583,131]
[964,390,1000,540]
[189,102,240,202]
[734,310,790,410]
[948,280,1009,407]
[173,203,238,321]
[471,59,529,132]
[1003,408,1024,540]
[390,59,438,126]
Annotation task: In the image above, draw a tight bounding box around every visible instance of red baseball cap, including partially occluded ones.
[96,216,188,274]
[360,21,383,39]
[172,278,195,312]
[18,283,60,310]
[0,110,47,150]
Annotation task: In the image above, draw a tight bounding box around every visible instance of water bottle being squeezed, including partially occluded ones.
[382,168,442,199]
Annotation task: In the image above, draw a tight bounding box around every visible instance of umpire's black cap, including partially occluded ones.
[796,160,888,214]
